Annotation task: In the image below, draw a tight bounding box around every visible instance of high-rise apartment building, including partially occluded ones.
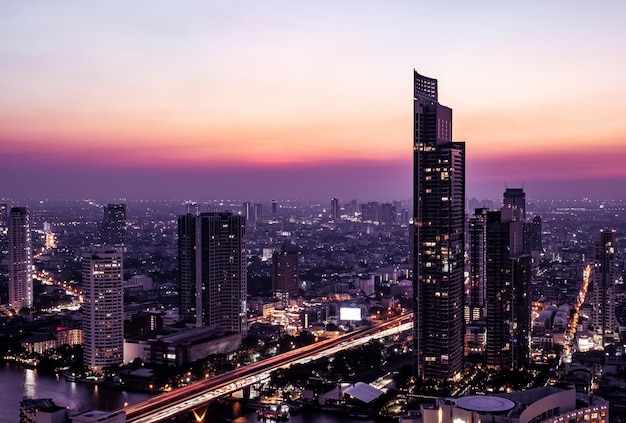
[0,203,8,255]
[8,207,32,310]
[468,208,488,323]
[101,203,126,246]
[503,188,526,221]
[272,244,299,305]
[413,70,465,381]
[485,208,532,369]
[330,198,339,220]
[178,212,247,334]
[82,247,124,369]
[530,215,542,251]
[591,229,618,346]
[271,200,278,216]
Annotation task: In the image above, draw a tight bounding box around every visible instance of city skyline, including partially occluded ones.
[2,2,626,201]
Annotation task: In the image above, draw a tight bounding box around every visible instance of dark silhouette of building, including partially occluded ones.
[0,203,7,255]
[503,188,526,221]
[379,203,397,225]
[468,208,488,323]
[591,229,618,346]
[531,215,542,251]
[101,203,126,246]
[272,244,299,305]
[271,199,277,216]
[242,202,252,221]
[254,203,263,222]
[178,212,247,334]
[361,201,379,223]
[8,206,32,310]
[330,198,339,220]
[412,70,465,381]
[485,208,531,370]
[178,211,197,324]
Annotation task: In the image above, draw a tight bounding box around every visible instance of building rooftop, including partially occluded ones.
[455,395,515,413]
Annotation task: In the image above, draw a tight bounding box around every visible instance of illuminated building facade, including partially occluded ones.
[8,206,32,310]
[468,208,488,322]
[412,70,465,381]
[82,248,124,369]
[591,229,618,346]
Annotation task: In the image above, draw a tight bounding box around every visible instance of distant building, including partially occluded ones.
[486,208,532,369]
[177,212,247,334]
[468,208,488,323]
[82,248,124,370]
[101,203,126,247]
[9,206,32,310]
[503,187,526,221]
[330,198,339,220]
[242,202,252,221]
[271,199,277,215]
[412,70,465,381]
[530,215,542,251]
[0,203,8,255]
[272,244,299,304]
[591,229,618,346]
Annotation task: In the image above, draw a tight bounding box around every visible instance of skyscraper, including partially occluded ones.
[468,208,488,323]
[330,198,339,220]
[0,203,8,255]
[503,188,526,221]
[530,215,542,252]
[413,70,465,381]
[591,229,618,346]
[8,207,32,310]
[178,212,247,334]
[101,203,126,246]
[178,212,197,323]
[82,247,124,369]
[485,208,532,369]
[272,244,299,305]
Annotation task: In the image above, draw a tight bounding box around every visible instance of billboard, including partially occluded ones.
[340,307,361,321]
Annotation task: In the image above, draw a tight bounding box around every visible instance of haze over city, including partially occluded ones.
[2,1,626,201]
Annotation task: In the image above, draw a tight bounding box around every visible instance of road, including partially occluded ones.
[122,313,412,422]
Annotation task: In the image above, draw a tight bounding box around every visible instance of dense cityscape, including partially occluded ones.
[1,72,625,423]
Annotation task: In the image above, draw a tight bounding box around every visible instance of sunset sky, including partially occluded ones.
[1,1,625,202]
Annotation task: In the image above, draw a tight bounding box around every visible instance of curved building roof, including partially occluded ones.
[455,395,515,413]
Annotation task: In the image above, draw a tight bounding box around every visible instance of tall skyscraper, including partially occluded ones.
[413,70,465,381]
[530,215,542,251]
[82,247,124,369]
[242,202,252,222]
[485,208,532,369]
[178,212,247,334]
[330,198,339,220]
[8,207,32,310]
[503,188,526,221]
[101,203,126,246]
[468,208,488,323]
[178,212,197,323]
[271,199,278,216]
[272,244,299,305]
[591,229,618,346]
[0,203,8,255]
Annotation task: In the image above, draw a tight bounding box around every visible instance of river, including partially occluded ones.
[0,363,375,423]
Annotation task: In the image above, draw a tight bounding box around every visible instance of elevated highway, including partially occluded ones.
[121,313,412,422]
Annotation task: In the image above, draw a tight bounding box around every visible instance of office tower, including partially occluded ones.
[530,215,542,251]
[82,247,123,369]
[8,207,33,310]
[361,201,379,223]
[272,244,299,305]
[178,212,197,323]
[468,208,488,323]
[485,209,532,369]
[379,203,397,225]
[591,229,618,346]
[178,212,247,334]
[0,203,7,255]
[413,70,465,381]
[330,198,339,220]
[271,199,278,216]
[254,203,263,222]
[503,188,526,221]
[101,203,126,246]
[242,202,252,221]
